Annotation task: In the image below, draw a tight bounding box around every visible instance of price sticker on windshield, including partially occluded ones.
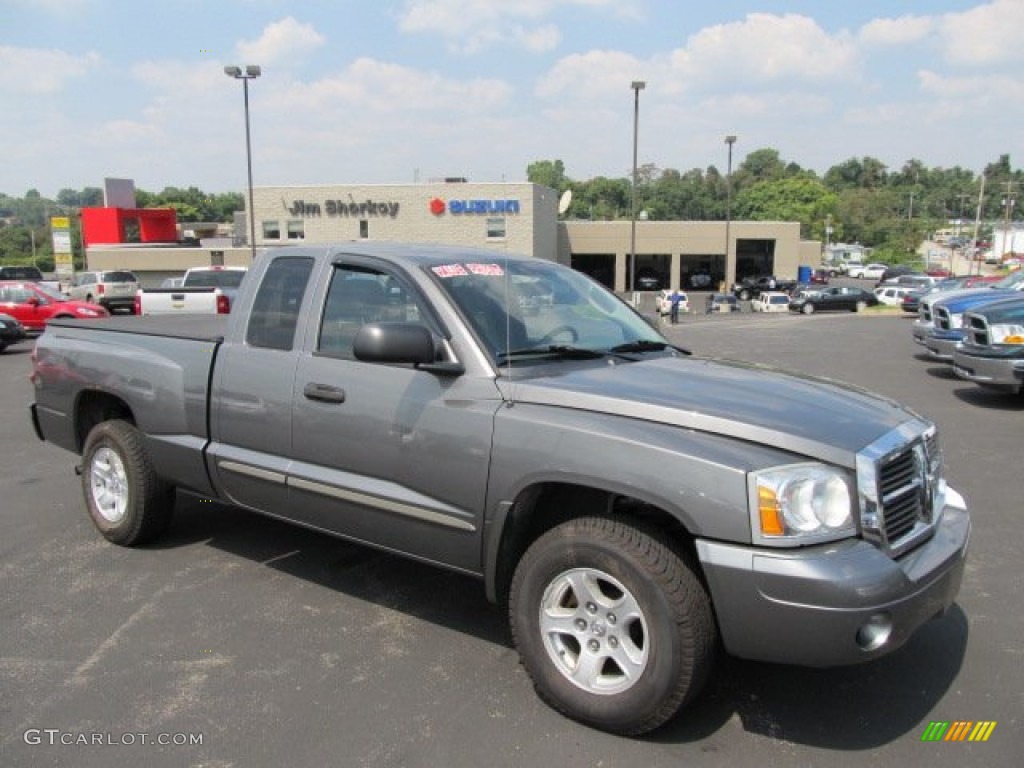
[466,263,504,276]
[432,264,469,278]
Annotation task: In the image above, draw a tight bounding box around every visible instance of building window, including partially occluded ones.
[486,217,506,239]
[359,220,369,239]
[262,220,281,239]
[287,220,304,240]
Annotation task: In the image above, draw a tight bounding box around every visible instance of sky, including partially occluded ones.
[2,0,1022,199]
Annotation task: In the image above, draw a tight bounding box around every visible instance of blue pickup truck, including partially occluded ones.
[924,273,1024,361]
[952,296,1024,394]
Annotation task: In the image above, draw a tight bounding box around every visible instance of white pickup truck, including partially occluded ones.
[135,266,247,315]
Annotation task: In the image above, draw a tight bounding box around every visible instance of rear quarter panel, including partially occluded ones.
[33,317,224,494]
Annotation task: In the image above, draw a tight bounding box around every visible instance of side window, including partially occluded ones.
[317,264,427,360]
[246,257,314,350]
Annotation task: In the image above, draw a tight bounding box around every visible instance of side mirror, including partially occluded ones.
[353,322,463,376]
[27,297,40,307]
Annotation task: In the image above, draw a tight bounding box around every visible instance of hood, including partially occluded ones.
[499,355,918,468]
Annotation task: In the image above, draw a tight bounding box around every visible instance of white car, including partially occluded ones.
[873,285,915,306]
[848,262,888,280]
[656,289,689,316]
[750,291,792,313]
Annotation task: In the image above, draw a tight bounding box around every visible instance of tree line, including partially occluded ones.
[0,187,243,270]
[529,152,1022,262]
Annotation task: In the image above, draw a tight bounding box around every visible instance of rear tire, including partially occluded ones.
[509,516,716,736]
[802,303,815,314]
[81,420,175,546]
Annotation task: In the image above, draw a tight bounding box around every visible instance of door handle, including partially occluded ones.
[303,382,346,403]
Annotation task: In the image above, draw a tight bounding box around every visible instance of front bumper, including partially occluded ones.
[696,488,969,668]
[952,347,1024,394]
[925,331,964,362]
[911,320,932,345]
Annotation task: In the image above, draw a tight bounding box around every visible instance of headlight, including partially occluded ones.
[991,323,1024,344]
[0,320,6,328]
[749,464,856,545]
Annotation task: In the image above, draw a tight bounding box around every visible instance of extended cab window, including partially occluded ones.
[246,257,314,350]
[317,264,427,360]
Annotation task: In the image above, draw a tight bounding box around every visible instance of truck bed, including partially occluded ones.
[46,314,228,342]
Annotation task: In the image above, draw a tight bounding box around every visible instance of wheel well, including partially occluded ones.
[492,482,697,605]
[75,390,134,452]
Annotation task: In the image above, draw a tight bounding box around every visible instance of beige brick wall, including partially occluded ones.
[252,182,557,260]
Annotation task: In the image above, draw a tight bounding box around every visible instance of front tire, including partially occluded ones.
[855,300,867,313]
[802,303,815,314]
[509,516,716,736]
[81,420,175,546]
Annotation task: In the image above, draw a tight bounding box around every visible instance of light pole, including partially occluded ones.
[723,135,737,291]
[224,65,261,261]
[629,80,645,305]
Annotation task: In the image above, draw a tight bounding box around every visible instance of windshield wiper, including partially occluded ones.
[609,340,692,356]
[497,345,606,362]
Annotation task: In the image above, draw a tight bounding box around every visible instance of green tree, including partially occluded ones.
[526,159,568,191]
[734,177,836,238]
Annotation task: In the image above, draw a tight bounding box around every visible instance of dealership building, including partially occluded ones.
[84,181,819,291]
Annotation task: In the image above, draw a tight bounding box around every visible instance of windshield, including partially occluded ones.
[185,269,246,288]
[428,258,666,365]
[35,284,67,301]
[101,271,137,283]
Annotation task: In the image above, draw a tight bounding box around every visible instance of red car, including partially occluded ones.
[0,280,109,333]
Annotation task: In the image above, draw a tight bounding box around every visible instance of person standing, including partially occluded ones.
[669,289,682,324]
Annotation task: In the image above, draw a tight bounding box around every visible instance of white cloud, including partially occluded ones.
[236,17,325,66]
[276,57,513,115]
[918,69,1024,102]
[939,0,1024,66]
[672,13,859,85]
[859,15,933,46]
[0,46,100,94]
[537,13,858,107]
[397,0,638,54]
[536,50,646,101]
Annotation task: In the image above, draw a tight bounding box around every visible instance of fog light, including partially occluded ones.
[856,613,893,651]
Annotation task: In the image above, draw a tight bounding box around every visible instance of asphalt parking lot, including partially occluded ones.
[1,312,1021,768]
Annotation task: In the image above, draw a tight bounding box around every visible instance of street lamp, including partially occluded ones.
[629,80,645,305]
[224,64,261,261]
[723,135,737,291]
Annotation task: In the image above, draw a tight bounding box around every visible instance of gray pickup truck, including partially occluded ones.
[29,242,970,736]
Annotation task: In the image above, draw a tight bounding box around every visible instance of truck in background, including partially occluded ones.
[134,265,247,315]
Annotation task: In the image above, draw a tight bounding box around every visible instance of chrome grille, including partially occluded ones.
[921,303,933,322]
[857,422,942,557]
[934,306,950,331]
[966,312,990,347]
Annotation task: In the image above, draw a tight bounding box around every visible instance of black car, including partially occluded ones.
[0,312,28,353]
[788,286,879,314]
[901,290,924,314]
[876,265,916,285]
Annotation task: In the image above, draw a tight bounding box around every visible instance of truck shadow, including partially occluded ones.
[650,605,967,748]
[156,495,968,749]
[952,386,1024,410]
